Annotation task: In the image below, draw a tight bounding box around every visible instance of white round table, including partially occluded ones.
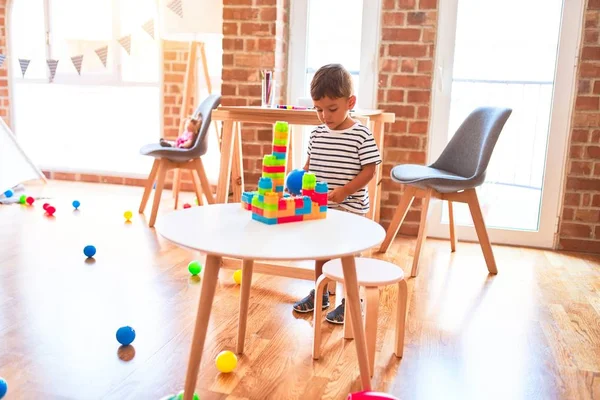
[156,203,385,397]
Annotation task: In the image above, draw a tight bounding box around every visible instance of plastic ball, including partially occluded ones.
[347,391,400,400]
[46,206,56,216]
[25,196,35,205]
[215,350,237,373]
[233,269,242,284]
[176,390,199,400]
[116,326,136,346]
[72,200,81,209]
[83,245,96,258]
[285,169,306,195]
[194,197,199,205]
[188,260,202,275]
[183,203,191,209]
[19,194,26,204]
[43,203,50,210]
[0,377,6,399]
[4,189,13,198]
[124,211,133,221]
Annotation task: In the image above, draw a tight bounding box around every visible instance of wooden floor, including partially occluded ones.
[1,181,599,400]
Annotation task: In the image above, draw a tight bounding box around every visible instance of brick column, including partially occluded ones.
[377,0,438,234]
[558,0,600,253]
[222,0,289,189]
[0,0,10,127]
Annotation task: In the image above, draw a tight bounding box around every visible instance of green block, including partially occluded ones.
[264,172,285,179]
[263,154,276,166]
[273,159,286,166]
[264,203,278,211]
[275,121,289,133]
[258,187,268,195]
[302,173,316,189]
[273,138,288,146]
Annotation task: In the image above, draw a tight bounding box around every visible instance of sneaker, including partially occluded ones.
[325,298,363,325]
[293,289,330,313]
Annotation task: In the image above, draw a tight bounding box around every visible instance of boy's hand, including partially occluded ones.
[328,187,350,203]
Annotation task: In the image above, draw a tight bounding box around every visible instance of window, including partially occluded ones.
[288,0,381,166]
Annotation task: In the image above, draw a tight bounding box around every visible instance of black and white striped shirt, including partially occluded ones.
[307,122,382,214]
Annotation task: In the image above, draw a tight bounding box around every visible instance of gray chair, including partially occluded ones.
[139,94,221,227]
[378,107,513,277]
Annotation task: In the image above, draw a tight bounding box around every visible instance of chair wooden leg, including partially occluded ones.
[379,186,417,253]
[139,159,159,213]
[448,201,457,252]
[173,168,181,209]
[465,188,498,274]
[149,160,168,228]
[313,275,330,360]
[236,259,253,354]
[411,188,432,277]
[364,287,380,377]
[195,159,214,204]
[190,170,204,206]
[342,284,353,340]
[394,279,408,358]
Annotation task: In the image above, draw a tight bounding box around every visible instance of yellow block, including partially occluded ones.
[264,209,278,219]
[264,192,279,204]
[274,131,289,140]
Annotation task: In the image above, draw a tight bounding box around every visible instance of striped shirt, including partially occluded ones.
[307,122,382,214]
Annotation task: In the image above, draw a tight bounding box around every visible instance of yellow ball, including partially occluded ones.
[215,350,237,373]
[233,269,242,284]
[124,211,133,221]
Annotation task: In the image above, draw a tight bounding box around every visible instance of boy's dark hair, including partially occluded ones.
[310,63,353,100]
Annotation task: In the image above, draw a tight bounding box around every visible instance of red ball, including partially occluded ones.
[347,392,400,400]
[46,206,56,216]
[183,203,191,209]
[43,203,49,210]
[26,196,34,205]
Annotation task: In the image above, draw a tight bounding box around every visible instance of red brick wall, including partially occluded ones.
[558,0,600,253]
[0,0,10,127]
[376,0,438,235]
[221,0,289,189]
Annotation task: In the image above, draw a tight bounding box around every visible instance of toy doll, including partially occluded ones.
[160,116,202,148]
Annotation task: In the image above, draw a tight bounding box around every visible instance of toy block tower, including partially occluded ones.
[241,121,328,225]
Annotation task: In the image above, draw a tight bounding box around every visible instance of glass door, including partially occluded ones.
[427,0,584,248]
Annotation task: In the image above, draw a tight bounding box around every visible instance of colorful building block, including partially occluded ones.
[241,120,328,224]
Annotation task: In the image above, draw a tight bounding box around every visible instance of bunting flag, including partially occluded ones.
[46,59,59,81]
[118,35,132,55]
[142,19,155,39]
[71,54,83,75]
[19,59,30,77]
[95,45,108,67]
[0,54,5,68]
[167,0,183,18]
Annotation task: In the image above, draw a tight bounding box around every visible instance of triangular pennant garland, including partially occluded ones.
[95,45,108,67]
[71,54,83,75]
[118,35,132,55]
[167,0,183,18]
[142,19,155,39]
[19,59,30,77]
[0,54,5,68]
[46,59,59,81]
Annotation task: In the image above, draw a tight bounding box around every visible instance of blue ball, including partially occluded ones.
[3,190,13,198]
[0,377,7,399]
[116,326,136,346]
[285,169,306,195]
[83,245,96,258]
[72,200,81,209]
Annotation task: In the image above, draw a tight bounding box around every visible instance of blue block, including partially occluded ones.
[320,205,328,212]
[275,185,284,192]
[316,182,328,193]
[258,177,273,189]
[273,152,286,160]
[296,199,312,215]
[242,191,255,203]
[258,194,264,203]
[252,213,278,225]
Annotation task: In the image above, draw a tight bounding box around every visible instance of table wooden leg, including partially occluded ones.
[231,122,244,202]
[182,254,222,400]
[237,259,254,354]
[216,120,235,203]
[340,256,372,391]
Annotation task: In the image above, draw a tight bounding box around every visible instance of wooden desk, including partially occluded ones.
[211,106,395,222]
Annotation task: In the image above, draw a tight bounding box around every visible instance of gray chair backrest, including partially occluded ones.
[431,107,512,180]
[186,94,222,158]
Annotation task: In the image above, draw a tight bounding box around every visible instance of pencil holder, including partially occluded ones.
[261,70,276,107]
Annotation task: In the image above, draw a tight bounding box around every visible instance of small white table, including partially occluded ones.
[156,203,386,399]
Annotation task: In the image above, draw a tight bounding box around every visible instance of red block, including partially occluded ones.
[294,198,304,208]
[278,199,287,210]
[302,189,315,198]
[243,202,252,210]
[278,215,303,224]
[273,145,287,153]
[263,165,286,173]
[316,193,328,206]
[251,206,264,216]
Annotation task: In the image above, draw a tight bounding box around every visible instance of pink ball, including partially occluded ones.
[347,392,400,400]
[26,196,34,206]
[183,203,191,209]
[46,206,56,216]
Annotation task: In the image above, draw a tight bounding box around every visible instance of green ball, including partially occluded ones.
[177,390,199,400]
[19,195,26,204]
[188,260,202,275]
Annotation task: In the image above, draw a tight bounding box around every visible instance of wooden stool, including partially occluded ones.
[313,258,408,377]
